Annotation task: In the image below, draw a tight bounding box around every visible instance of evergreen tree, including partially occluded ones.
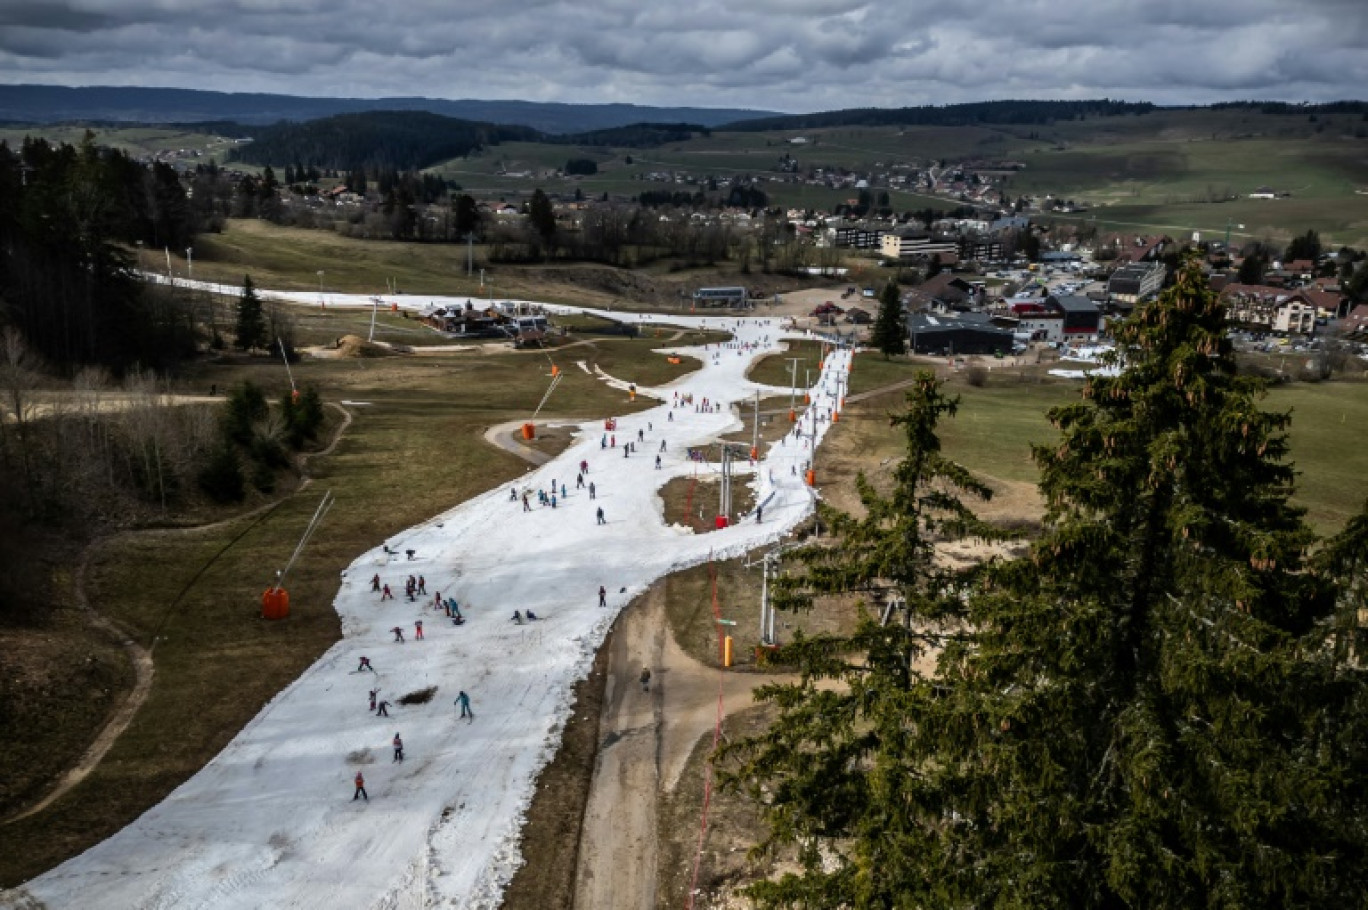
[720,374,1005,907]
[527,188,556,251]
[726,260,1368,908]
[870,279,907,358]
[233,275,268,352]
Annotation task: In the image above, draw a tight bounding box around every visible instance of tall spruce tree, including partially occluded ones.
[233,275,268,352]
[721,373,1005,907]
[725,259,1368,908]
[870,279,907,358]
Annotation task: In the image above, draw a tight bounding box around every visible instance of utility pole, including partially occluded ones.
[719,444,731,523]
[466,232,474,276]
[751,390,760,461]
[786,357,802,421]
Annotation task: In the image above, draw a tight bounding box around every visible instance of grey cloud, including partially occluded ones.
[0,0,1363,112]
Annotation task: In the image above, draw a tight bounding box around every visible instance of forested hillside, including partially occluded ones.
[228,111,540,173]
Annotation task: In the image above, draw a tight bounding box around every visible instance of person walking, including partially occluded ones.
[370,574,381,593]
[456,690,473,721]
[377,699,391,717]
[418,576,426,595]
[640,666,652,692]
[596,506,606,526]
[599,585,607,608]
[392,733,404,763]
[353,771,368,801]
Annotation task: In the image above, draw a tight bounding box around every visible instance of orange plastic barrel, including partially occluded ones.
[261,587,290,620]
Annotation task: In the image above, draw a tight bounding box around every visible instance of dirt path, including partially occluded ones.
[1,403,354,825]
[573,584,802,909]
[483,420,554,466]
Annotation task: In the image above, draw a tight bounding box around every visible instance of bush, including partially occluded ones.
[198,444,245,503]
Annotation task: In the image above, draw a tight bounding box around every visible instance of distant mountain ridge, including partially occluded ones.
[0,84,779,133]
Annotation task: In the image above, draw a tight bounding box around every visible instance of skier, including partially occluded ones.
[561,483,567,499]
[377,699,391,717]
[525,610,538,621]
[512,610,524,624]
[640,666,652,692]
[655,455,662,470]
[599,585,607,607]
[596,507,606,526]
[456,691,473,721]
[551,493,557,508]
[380,584,393,602]
[668,411,673,422]
[638,428,644,442]
[589,482,597,500]
[392,626,405,643]
[510,487,517,501]
[418,576,426,595]
[415,620,423,640]
[660,439,667,452]
[370,574,381,592]
[576,473,584,489]
[623,447,628,459]
[580,459,589,474]
[357,656,375,673]
[522,492,531,512]
[353,771,368,801]
[392,733,404,763]
[756,506,763,523]
[369,688,379,712]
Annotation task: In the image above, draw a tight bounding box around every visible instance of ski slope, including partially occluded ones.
[5,293,851,910]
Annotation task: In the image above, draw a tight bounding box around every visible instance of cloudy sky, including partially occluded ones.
[1,0,1365,113]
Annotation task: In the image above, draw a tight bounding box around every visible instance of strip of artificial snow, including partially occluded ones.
[8,291,850,910]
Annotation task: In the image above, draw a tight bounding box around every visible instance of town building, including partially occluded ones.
[906,312,1014,356]
[1107,262,1166,307]
[881,231,959,262]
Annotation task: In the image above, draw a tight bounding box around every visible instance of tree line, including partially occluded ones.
[0,134,220,373]
[723,99,1157,132]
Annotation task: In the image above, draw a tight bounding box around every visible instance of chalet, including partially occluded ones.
[1220,284,1316,335]
[1342,304,1368,339]
[844,307,872,325]
[906,274,979,312]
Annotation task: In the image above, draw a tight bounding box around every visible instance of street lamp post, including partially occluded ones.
[316,270,325,307]
[185,247,193,284]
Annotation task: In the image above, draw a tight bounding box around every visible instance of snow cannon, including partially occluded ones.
[521,423,536,440]
[261,586,290,620]
[832,410,840,423]
[788,409,797,423]
[804,391,811,404]
[805,469,816,486]
[715,515,730,529]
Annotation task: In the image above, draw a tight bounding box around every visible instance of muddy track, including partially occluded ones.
[1,402,354,825]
